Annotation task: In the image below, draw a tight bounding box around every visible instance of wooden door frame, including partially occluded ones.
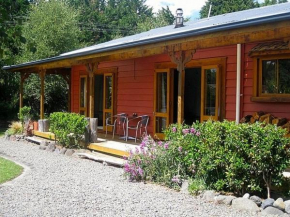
[79,75,88,116]
[103,73,115,130]
[154,69,171,139]
[200,65,221,122]
[79,67,118,122]
[155,57,226,121]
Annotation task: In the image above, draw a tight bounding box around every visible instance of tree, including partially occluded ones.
[18,0,83,117]
[68,0,154,43]
[19,0,82,61]
[0,0,30,121]
[68,0,107,45]
[260,0,288,6]
[200,0,259,18]
[137,6,175,32]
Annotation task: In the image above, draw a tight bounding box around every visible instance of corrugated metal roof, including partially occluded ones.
[4,2,290,70]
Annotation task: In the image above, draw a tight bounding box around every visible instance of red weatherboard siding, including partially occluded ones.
[71,43,290,136]
[242,43,290,119]
[71,46,238,136]
[193,45,238,120]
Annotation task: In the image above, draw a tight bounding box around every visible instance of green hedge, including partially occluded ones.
[165,121,290,197]
[49,112,88,149]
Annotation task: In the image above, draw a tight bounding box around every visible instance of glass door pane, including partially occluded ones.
[103,73,114,131]
[79,75,87,116]
[201,66,219,122]
[154,69,170,139]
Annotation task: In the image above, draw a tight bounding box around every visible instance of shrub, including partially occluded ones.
[5,121,23,135]
[124,135,186,189]
[49,112,88,149]
[165,121,290,197]
[164,122,202,175]
[18,106,31,124]
[188,177,206,195]
[125,121,290,196]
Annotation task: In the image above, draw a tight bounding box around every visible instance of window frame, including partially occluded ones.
[252,54,290,102]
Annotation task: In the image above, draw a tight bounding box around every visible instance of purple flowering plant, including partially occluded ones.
[124,135,186,188]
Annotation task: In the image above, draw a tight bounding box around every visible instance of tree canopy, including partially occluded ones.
[18,0,82,62]
[200,0,288,18]
[0,0,30,121]
[200,0,259,18]
[0,0,176,120]
[261,0,287,6]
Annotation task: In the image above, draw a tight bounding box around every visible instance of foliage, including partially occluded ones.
[0,128,7,137]
[5,122,23,136]
[0,0,30,62]
[124,135,186,189]
[69,0,154,43]
[166,121,290,197]
[200,0,259,18]
[137,6,175,32]
[49,112,88,148]
[125,121,290,197]
[188,177,207,195]
[0,157,23,184]
[22,74,69,119]
[18,0,82,62]
[0,0,30,121]
[18,106,31,124]
[16,0,82,118]
[261,0,288,6]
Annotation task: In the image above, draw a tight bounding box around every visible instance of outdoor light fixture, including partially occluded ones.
[175,8,184,28]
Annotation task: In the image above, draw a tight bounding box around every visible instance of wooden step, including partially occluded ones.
[26,136,42,144]
[76,152,125,166]
[33,131,55,140]
[88,139,137,157]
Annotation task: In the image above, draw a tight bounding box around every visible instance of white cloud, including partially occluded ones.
[145,0,208,19]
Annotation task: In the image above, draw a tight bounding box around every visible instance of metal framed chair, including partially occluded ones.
[127,115,149,142]
[139,115,149,138]
[105,113,127,138]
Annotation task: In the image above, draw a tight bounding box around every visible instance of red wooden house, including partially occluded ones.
[4,3,290,140]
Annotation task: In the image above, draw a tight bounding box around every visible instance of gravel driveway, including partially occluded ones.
[0,139,259,217]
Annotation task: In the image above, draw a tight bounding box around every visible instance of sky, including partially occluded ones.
[146,0,265,20]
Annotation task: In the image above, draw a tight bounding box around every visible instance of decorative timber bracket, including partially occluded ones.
[85,63,98,78]
[85,63,99,118]
[168,50,196,73]
[168,50,196,124]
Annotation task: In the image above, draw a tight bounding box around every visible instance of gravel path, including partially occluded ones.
[0,139,260,217]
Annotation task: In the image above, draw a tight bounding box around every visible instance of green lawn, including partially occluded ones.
[0,128,6,137]
[0,157,23,184]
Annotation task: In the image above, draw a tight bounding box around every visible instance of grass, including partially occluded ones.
[0,128,6,137]
[0,157,23,184]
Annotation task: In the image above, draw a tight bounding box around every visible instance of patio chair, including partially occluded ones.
[127,115,149,142]
[105,113,127,138]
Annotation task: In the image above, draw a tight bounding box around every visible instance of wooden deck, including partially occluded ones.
[32,131,138,157]
[88,132,139,157]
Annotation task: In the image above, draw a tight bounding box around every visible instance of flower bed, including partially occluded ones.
[124,120,290,198]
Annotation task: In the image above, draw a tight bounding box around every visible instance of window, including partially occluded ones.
[250,41,290,102]
[260,58,290,95]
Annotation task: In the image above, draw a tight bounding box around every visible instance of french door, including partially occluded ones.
[154,69,170,139]
[103,73,114,131]
[201,65,220,122]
